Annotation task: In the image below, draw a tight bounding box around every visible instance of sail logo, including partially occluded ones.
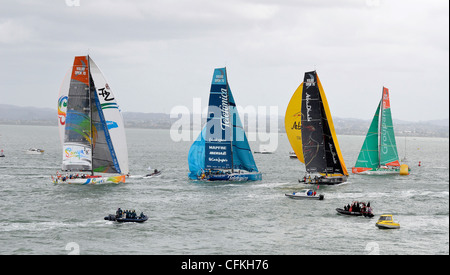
[74,66,86,76]
[382,88,390,109]
[58,96,68,125]
[305,92,313,121]
[106,121,118,130]
[208,157,228,163]
[98,87,115,102]
[291,120,301,130]
[220,88,230,130]
[328,143,337,164]
[305,74,316,88]
[64,147,89,160]
[214,74,225,84]
[381,115,389,155]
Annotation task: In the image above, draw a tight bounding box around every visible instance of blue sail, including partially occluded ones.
[229,86,258,172]
[187,67,260,180]
[188,126,206,179]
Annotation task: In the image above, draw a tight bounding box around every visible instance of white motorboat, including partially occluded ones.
[26,148,44,155]
[285,189,324,200]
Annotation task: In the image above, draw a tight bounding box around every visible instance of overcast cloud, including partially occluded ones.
[0,0,448,121]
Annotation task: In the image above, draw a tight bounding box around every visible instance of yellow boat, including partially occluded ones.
[376,214,400,229]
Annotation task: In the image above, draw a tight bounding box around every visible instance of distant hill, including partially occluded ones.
[0,104,448,138]
[0,104,56,125]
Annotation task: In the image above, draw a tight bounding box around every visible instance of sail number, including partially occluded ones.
[98,87,114,101]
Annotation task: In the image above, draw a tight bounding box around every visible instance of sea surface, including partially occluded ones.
[0,125,448,255]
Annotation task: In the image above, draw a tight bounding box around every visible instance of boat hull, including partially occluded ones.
[52,175,126,185]
[352,167,403,175]
[200,172,262,182]
[336,208,374,218]
[143,171,162,178]
[285,193,324,200]
[26,149,44,155]
[300,176,347,185]
[376,223,400,229]
[104,214,148,223]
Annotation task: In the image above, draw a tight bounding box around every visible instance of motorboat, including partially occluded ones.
[104,214,148,223]
[336,208,374,218]
[376,214,400,229]
[285,189,324,200]
[144,170,162,178]
[26,148,44,155]
[289,151,298,159]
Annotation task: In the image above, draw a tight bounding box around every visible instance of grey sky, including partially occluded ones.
[0,0,448,122]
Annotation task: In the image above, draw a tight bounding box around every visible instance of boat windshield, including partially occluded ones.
[379,216,392,221]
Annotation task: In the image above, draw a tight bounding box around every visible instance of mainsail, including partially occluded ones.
[58,55,128,177]
[188,67,259,180]
[379,87,400,167]
[204,68,233,170]
[285,71,348,183]
[352,87,400,174]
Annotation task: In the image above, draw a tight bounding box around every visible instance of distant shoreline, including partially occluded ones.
[0,122,448,139]
[1,104,448,138]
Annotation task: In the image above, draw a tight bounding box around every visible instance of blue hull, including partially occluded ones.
[204,172,262,182]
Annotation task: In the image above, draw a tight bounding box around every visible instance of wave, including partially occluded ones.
[0,220,108,233]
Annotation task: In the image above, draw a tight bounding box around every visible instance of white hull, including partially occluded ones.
[52,174,125,185]
[285,193,323,200]
[285,189,323,200]
[26,149,44,155]
[357,170,400,175]
[376,223,400,229]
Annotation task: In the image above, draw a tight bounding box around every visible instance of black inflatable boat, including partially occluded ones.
[336,208,374,218]
[104,214,148,223]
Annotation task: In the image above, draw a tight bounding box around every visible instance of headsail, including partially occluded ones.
[89,57,129,174]
[58,69,71,147]
[352,101,381,173]
[316,74,348,176]
[188,126,206,179]
[229,85,258,173]
[284,83,304,163]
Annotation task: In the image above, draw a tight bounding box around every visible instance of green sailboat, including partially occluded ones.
[352,87,409,175]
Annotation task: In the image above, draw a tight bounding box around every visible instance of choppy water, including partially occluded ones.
[0,125,448,255]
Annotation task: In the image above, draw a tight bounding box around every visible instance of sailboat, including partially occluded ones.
[352,87,409,175]
[52,55,129,184]
[285,71,348,185]
[188,67,262,181]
